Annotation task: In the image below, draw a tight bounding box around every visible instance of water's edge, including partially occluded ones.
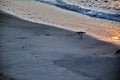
[36,0,120,22]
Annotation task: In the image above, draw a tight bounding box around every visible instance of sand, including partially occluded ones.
[0,0,120,80]
[0,0,120,44]
[0,10,120,80]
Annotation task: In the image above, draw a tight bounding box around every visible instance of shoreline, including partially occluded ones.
[0,10,120,80]
[38,0,120,22]
[0,0,120,44]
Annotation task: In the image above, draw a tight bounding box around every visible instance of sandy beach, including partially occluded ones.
[0,10,120,80]
[0,0,120,80]
[0,0,120,44]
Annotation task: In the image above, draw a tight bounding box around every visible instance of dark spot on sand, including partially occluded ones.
[22,46,25,49]
[17,37,26,39]
[35,56,38,58]
[28,13,31,15]
[104,0,109,2]
[7,40,10,42]
[32,53,34,55]
[114,49,120,55]
[0,45,2,47]
[46,34,50,36]
[3,4,6,6]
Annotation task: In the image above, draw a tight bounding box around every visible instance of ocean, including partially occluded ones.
[36,0,120,22]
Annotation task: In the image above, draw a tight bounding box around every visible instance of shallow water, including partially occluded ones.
[36,0,120,22]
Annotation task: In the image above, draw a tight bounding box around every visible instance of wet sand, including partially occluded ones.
[0,10,120,80]
[0,0,120,44]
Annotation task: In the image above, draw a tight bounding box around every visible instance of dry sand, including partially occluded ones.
[0,0,120,44]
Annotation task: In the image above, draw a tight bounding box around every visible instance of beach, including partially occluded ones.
[0,0,120,44]
[0,9,120,80]
[63,0,120,14]
[0,0,120,80]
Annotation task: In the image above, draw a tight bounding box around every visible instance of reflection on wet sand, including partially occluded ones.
[110,30,120,43]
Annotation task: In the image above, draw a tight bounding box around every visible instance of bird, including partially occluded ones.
[75,31,86,39]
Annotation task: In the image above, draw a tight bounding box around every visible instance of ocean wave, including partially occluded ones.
[36,0,120,22]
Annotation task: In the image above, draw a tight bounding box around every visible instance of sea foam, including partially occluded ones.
[36,0,120,22]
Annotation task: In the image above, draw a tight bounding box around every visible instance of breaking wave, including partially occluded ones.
[36,0,120,22]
